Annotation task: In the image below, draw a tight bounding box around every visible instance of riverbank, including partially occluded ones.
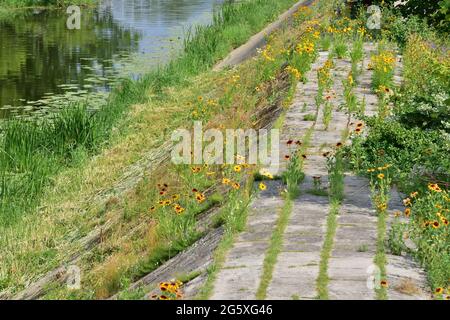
[0,0,310,297]
[0,0,93,9]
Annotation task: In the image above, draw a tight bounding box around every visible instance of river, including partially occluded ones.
[0,0,224,118]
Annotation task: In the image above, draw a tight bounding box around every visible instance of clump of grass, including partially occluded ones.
[320,34,332,51]
[256,196,292,299]
[283,150,305,199]
[322,100,333,130]
[388,218,407,256]
[332,35,348,59]
[196,178,254,299]
[316,199,339,299]
[303,113,317,121]
[368,166,392,300]
[327,148,345,202]
[357,244,369,252]
[350,35,364,79]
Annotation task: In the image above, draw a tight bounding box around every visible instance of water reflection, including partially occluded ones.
[0,0,222,118]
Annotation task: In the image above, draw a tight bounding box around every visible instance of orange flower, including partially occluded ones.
[404,208,411,217]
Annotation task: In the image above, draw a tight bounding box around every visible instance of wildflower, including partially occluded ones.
[174,204,185,215]
[432,221,440,229]
[367,168,376,173]
[377,173,385,180]
[286,66,301,79]
[356,122,364,128]
[284,155,291,160]
[195,192,206,203]
[404,208,411,217]
[259,183,267,191]
[301,154,307,159]
[323,152,331,158]
[348,74,354,86]
[172,194,180,200]
[442,218,449,226]
[159,282,169,290]
[336,142,343,147]
[377,203,387,211]
[222,178,231,185]
[380,280,388,288]
[435,287,444,295]
[232,182,241,190]
[403,198,411,206]
[287,140,294,145]
[149,206,156,212]
[410,191,419,198]
[428,183,442,193]
[191,166,201,173]
[234,165,242,173]
[159,295,169,300]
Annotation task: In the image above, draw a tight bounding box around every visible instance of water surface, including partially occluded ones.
[0,0,224,118]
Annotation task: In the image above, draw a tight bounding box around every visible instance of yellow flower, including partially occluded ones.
[435,287,444,295]
[222,178,231,185]
[348,74,354,85]
[232,182,241,190]
[377,173,385,180]
[259,183,267,191]
[428,183,442,193]
[234,165,242,173]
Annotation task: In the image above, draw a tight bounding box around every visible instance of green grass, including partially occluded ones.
[374,210,388,300]
[256,196,292,300]
[316,199,339,300]
[0,0,93,9]
[0,0,301,228]
[196,180,254,300]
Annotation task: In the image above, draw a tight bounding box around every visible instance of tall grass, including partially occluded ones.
[0,0,92,8]
[0,0,300,227]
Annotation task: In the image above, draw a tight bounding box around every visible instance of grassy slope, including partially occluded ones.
[0,0,312,297]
